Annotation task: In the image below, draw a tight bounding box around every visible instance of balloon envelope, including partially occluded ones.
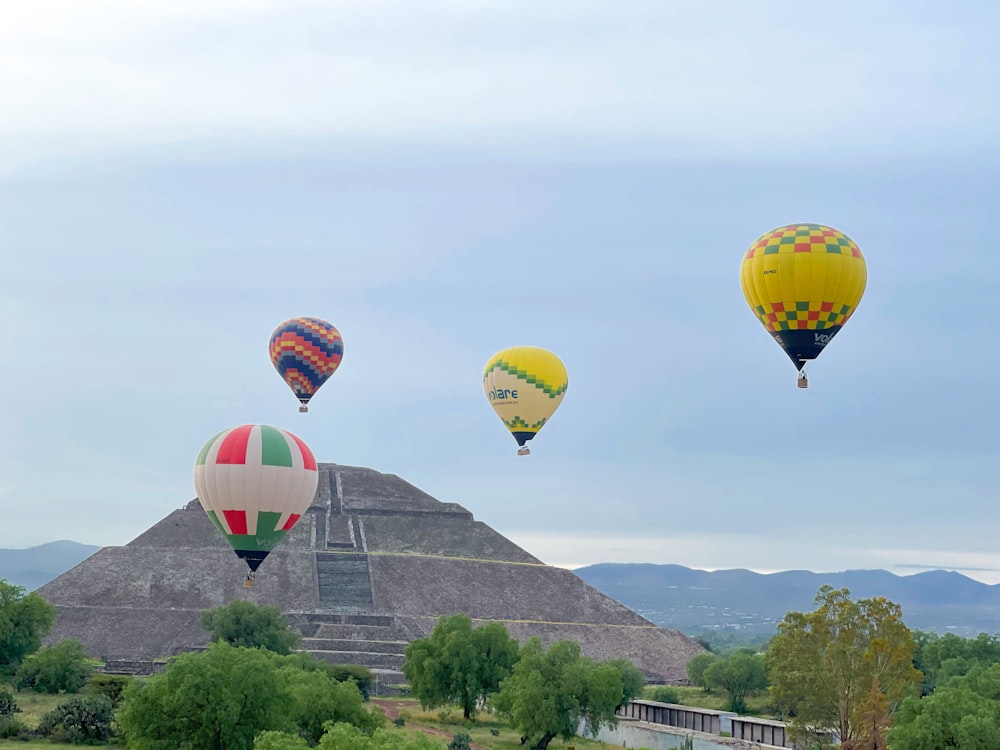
[740,223,867,372]
[483,346,568,451]
[269,317,344,409]
[193,424,319,573]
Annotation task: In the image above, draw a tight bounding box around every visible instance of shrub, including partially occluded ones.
[0,688,19,717]
[448,732,471,750]
[648,685,680,704]
[325,664,375,699]
[86,672,132,707]
[37,694,114,743]
[14,638,93,693]
[0,716,28,739]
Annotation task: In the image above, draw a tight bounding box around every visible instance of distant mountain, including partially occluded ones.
[0,541,101,591]
[574,563,1000,638]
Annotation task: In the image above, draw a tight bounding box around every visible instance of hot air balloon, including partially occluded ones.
[269,317,344,412]
[484,346,567,456]
[740,223,867,388]
[193,424,319,586]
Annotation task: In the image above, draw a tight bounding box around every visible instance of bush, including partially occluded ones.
[0,688,20,717]
[325,664,375,699]
[37,694,114,743]
[86,673,132,707]
[448,732,471,750]
[648,686,680,704]
[0,716,29,739]
[14,638,93,693]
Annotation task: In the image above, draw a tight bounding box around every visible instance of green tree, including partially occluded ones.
[703,651,767,713]
[494,638,628,750]
[0,580,56,670]
[37,694,114,744]
[0,688,19,718]
[686,652,720,691]
[766,586,921,749]
[277,659,385,744]
[403,613,519,719]
[911,630,1000,695]
[14,638,93,693]
[199,599,301,654]
[86,672,132,707]
[604,657,645,708]
[118,641,293,750]
[888,663,1000,749]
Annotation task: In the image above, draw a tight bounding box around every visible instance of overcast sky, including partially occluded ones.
[2,1,998,584]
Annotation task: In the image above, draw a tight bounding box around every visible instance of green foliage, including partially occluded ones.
[911,630,1000,695]
[85,672,132,707]
[646,686,679,704]
[254,730,310,750]
[118,642,293,750]
[325,663,376,700]
[0,580,56,669]
[603,658,645,708]
[117,641,387,750]
[0,688,20,717]
[888,662,1000,749]
[403,613,520,720]
[316,722,445,750]
[703,651,767,713]
[494,638,628,750]
[685,652,719,691]
[277,659,385,744]
[766,585,921,749]
[37,694,114,744]
[14,638,93,693]
[0,715,28,739]
[199,599,301,654]
[448,731,471,750]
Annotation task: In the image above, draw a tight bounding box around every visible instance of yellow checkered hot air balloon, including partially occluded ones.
[484,346,568,456]
[740,223,867,388]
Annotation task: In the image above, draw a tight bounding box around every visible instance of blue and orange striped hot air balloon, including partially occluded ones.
[269,317,344,412]
[193,424,319,586]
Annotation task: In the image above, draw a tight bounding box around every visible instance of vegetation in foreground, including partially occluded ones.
[9,576,1000,748]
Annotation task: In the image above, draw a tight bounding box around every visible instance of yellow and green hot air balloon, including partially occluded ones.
[740,223,867,388]
[484,346,568,455]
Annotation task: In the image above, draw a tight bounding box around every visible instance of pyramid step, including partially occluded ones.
[316,553,374,609]
[301,638,408,655]
[307,650,406,669]
[312,624,410,641]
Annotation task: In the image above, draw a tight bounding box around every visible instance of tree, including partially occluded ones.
[276,659,384,744]
[703,651,767,713]
[494,638,628,750]
[199,599,301,654]
[37,694,114,744]
[403,613,519,719]
[686,652,720,691]
[117,641,293,750]
[14,638,93,693]
[888,663,1000,749]
[604,657,645,708]
[0,580,55,670]
[911,630,1000,695]
[766,586,921,749]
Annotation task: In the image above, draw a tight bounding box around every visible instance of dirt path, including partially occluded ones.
[371,699,491,750]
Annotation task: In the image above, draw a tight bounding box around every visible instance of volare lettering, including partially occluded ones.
[488,388,519,401]
[815,332,832,345]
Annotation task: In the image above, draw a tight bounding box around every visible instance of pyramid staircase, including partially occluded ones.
[292,472,417,694]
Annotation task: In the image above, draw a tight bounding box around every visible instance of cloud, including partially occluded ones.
[1,1,995,169]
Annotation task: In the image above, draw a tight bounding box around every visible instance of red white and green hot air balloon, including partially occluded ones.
[193,424,319,586]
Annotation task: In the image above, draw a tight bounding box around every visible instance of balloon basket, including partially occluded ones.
[244,573,256,588]
[797,373,808,389]
[517,447,531,456]
[299,405,308,413]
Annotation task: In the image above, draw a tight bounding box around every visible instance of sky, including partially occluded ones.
[1,1,999,584]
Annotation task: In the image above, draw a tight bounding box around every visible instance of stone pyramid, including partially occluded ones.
[38,464,703,685]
